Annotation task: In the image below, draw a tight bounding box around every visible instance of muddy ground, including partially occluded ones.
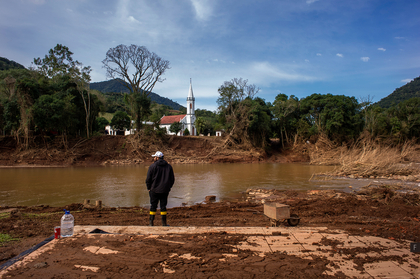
[1,187,420,278]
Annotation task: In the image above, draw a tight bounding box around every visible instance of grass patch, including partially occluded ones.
[0,212,10,220]
[22,212,61,218]
[99,112,114,122]
[0,233,19,245]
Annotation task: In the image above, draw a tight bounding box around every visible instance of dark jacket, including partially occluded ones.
[146,158,175,193]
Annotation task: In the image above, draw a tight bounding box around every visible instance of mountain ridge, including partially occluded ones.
[375,76,420,108]
[90,79,184,110]
[0,57,26,71]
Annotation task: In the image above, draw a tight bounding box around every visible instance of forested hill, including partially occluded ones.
[90,78,184,111]
[0,57,26,71]
[376,76,420,108]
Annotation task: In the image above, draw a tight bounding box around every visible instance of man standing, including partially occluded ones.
[146,151,175,226]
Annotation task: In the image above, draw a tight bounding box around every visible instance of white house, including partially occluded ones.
[159,80,196,136]
[105,121,153,136]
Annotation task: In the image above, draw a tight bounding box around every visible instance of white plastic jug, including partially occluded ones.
[60,210,74,237]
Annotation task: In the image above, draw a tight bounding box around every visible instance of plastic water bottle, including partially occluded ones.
[60,210,74,237]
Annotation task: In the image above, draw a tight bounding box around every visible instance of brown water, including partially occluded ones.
[0,163,353,208]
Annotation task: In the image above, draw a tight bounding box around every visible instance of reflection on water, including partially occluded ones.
[0,163,352,208]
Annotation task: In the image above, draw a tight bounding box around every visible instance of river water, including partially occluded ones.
[0,163,358,208]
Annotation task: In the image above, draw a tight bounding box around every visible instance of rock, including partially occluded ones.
[205,196,216,203]
[34,262,48,268]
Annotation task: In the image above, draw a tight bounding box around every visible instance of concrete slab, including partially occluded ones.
[1,226,419,279]
[319,232,366,248]
[355,235,405,249]
[320,253,372,278]
[364,261,415,278]
[238,236,272,253]
[395,257,420,278]
[75,225,298,235]
[264,235,306,255]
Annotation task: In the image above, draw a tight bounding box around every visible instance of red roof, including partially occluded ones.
[160,115,186,125]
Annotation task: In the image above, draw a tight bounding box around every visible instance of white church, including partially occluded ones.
[105,80,197,136]
[159,80,196,136]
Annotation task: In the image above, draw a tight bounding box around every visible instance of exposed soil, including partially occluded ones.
[1,187,420,278]
[0,135,307,167]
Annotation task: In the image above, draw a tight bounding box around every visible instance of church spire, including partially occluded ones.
[188,78,194,100]
[186,79,196,135]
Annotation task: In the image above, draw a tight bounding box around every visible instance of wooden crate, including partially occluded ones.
[264,203,290,220]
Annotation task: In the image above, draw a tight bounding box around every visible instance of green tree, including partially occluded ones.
[169,121,182,135]
[195,109,218,135]
[123,92,152,130]
[249,97,272,148]
[32,93,75,134]
[33,44,93,138]
[0,102,4,135]
[272,93,300,147]
[2,98,20,135]
[0,70,45,147]
[0,70,29,143]
[183,128,190,136]
[110,111,131,131]
[195,117,205,135]
[149,103,171,123]
[102,44,170,131]
[386,97,420,141]
[94,117,110,132]
[216,78,260,146]
[363,105,389,137]
[299,94,363,142]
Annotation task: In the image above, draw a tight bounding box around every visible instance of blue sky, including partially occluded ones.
[1,0,419,111]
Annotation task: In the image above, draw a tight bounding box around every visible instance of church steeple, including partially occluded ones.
[187,78,195,115]
[186,79,196,135]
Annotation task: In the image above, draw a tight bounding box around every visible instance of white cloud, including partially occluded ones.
[305,59,310,63]
[360,57,370,62]
[401,79,413,83]
[336,53,344,58]
[378,47,386,51]
[316,53,322,56]
[395,37,405,40]
[127,16,140,24]
[306,0,319,4]
[249,61,316,84]
[190,0,214,21]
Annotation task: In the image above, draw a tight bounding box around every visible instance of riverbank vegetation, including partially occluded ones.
[308,134,420,179]
[1,46,419,178]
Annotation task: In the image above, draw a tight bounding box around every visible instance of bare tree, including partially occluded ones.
[102,44,170,131]
[359,95,375,134]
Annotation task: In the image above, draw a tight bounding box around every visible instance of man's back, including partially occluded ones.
[146,158,175,193]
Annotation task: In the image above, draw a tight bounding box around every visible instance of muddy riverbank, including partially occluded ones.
[0,135,307,167]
